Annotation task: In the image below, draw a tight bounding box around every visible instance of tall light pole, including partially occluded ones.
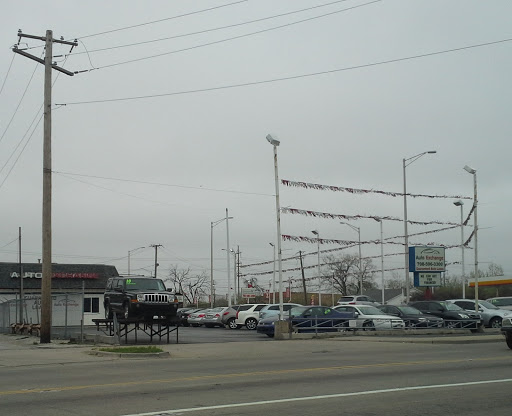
[128,246,145,276]
[340,222,362,294]
[269,242,276,303]
[311,230,322,305]
[453,200,466,299]
[374,218,385,304]
[403,150,437,302]
[211,213,233,308]
[464,165,478,312]
[266,134,284,319]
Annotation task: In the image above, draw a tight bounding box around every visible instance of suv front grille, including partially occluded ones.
[143,294,170,303]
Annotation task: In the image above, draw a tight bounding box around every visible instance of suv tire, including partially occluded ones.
[245,317,258,330]
[105,304,113,319]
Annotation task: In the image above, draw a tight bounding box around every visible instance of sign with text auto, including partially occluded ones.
[409,246,445,272]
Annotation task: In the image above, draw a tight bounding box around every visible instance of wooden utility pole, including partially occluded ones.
[13,30,77,343]
[150,244,163,278]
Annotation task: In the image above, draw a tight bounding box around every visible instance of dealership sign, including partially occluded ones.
[409,246,445,272]
[10,272,99,279]
[414,272,442,287]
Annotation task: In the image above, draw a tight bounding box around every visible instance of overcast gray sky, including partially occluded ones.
[0,0,510,298]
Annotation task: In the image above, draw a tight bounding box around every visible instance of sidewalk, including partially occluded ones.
[0,330,506,368]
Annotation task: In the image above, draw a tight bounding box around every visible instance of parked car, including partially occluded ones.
[222,305,242,329]
[202,307,232,328]
[486,297,512,311]
[377,304,443,328]
[336,295,380,306]
[257,306,354,337]
[176,307,201,327]
[187,309,209,327]
[258,303,302,320]
[408,300,482,330]
[334,304,405,330]
[447,299,512,328]
[501,317,512,349]
[234,303,268,330]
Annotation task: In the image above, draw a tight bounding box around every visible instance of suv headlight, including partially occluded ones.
[137,294,144,302]
[458,313,469,319]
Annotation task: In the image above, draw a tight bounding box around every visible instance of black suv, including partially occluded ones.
[104,276,182,321]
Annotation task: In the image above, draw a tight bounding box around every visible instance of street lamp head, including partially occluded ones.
[266,134,280,146]
[464,165,476,174]
[311,230,319,236]
[427,151,437,154]
[453,200,464,207]
[269,242,274,247]
[373,217,381,223]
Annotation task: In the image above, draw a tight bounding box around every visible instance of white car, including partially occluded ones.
[336,295,380,306]
[334,304,405,330]
[234,303,267,330]
[258,303,302,320]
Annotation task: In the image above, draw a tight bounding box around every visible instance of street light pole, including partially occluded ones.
[453,200,465,299]
[311,230,322,305]
[340,222,362,295]
[464,165,478,312]
[211,214,234,308]
[266,134,284,319]
[269,242,276,303]
[374,218,385,304]
[403,150,437,302]
[128,246,145,276]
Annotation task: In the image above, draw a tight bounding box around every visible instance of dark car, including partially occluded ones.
[408,300,482,330]
[501,317,512,349]
[177,307,201,327]
[257,306,354,337]
[103,276,182,321]
[377,304,443,328]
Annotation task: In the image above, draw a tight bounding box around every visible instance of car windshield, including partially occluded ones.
[397,306,423,315]
[357,306,385,315]
[442,302,463,311]
[124,278,166,291]
[479,300,498,309]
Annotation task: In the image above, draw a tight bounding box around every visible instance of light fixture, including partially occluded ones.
[266,134,280,146]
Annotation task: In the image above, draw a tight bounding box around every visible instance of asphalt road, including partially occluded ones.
[1,331,511,415]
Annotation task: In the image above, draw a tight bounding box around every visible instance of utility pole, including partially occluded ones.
[150,244,163,278]
[298,251,307,305]
[18,227,23,324]
[13,30,77,344]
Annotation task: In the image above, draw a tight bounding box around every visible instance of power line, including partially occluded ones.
[59,37,512,106]
[53,170,275,197]
[0,53,16,97]
[69,0,360,56]
[0,55,40,145]
[76,0,250,40]
[73,1,381,73]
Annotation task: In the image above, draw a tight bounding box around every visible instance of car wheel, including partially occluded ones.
[226,318,238,330]
[506,332,512,350]
[245,318,258,330]
[490,317,502,328]
[123,303,130,320]
[104,304,113,319]
[362,321,375,331]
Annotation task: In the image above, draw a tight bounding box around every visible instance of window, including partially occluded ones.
[84,297,99,313]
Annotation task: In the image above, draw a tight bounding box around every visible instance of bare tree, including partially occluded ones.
[165,265,210,305]
[386,272,404,289]
[323,253,375,295]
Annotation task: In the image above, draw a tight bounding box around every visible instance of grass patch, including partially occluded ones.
[98,346,164,354]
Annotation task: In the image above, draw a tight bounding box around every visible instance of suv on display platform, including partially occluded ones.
[103,276,183,322]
